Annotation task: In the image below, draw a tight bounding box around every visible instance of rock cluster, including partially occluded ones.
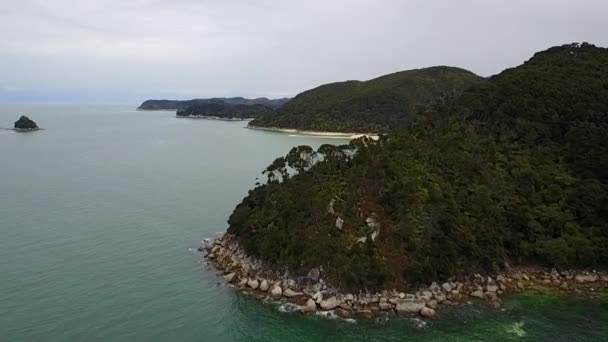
[202,234,608,319]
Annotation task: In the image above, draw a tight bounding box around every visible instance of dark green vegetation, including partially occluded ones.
[14,115,38,130]
[138,97,290,111]
[177,103,275,119]
[250,66,483,132]
[228,43,608,290]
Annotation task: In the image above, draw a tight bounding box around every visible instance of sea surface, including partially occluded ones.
[0,104,606,341]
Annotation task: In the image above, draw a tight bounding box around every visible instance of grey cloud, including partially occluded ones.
[1,0,607,103]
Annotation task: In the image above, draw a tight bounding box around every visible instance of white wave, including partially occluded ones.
[277,302,300,313]
[506,321,527,337]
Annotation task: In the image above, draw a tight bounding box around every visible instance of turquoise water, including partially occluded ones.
[0,104,606,341]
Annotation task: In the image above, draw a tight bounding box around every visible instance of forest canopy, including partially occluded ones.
[249,66,483,133]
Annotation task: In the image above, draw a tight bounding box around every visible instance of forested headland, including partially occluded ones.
[227,43,608,290]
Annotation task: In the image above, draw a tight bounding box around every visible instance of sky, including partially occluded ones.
[0,0,607,104]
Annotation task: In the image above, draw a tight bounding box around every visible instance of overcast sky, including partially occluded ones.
[0,0,606,103]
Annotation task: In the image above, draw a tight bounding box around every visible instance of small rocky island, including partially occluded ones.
[14,116,39,131]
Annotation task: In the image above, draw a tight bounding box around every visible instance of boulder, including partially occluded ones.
[486,285,498,292]
[260,279,269,292]
[237,278,248,288]
[434,293,447,303]
[223,273,236,283]
[441,282,452,292]
[320,296,338,310]
[426,300,439,310]
[313,291,324,303]
[301,299,317,313]
[517,282,525,290]
[470,290,484,299]
[396,301,425,314]
[271,286,283,299]
[335,217,344,230]
[379,302,393,311]
[283,288,304,298]
[247,279,259,290]
[575,274,599,283]
[420,306,436,318]
[307,268,321,281]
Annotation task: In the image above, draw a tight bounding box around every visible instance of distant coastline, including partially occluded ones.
[246,125,379,140]
[136,108,176,111]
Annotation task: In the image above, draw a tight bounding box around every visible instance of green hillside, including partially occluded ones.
[249,66,483,132]
[227,43,608,290]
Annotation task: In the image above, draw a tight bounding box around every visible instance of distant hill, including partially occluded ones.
[176,103,275,120]
[249,66,483,132]
[137,97,290,111]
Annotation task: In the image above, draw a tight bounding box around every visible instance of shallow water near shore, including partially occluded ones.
[0,104,606,341]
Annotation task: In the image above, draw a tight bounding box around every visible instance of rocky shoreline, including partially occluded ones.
[200,233,608,319]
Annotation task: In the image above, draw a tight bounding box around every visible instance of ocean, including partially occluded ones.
[0,104,606,341]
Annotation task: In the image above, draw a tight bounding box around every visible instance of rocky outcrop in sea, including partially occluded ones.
[14,116,39,131]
